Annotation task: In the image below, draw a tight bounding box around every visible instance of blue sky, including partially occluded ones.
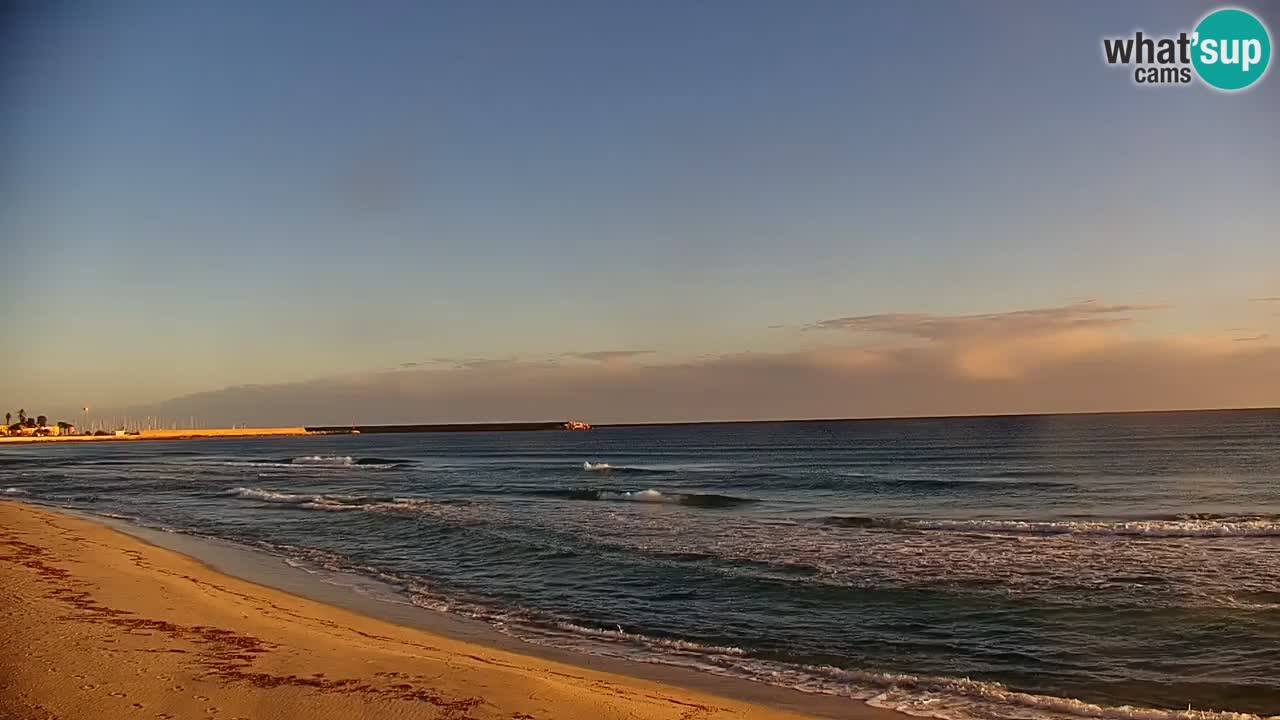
[3,1,1278,420]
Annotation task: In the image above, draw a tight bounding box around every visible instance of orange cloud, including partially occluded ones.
[809,301,1165,380]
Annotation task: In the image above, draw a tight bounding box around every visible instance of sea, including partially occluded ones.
[3,408,1279,719]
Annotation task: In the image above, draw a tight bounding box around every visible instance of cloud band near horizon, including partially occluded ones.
[116,301,1279,426]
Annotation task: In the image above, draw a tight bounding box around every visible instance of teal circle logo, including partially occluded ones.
[1192,8,1271,91]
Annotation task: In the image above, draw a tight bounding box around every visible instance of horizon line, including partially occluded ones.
[309,405,1280,431]
[594,405,1280,427]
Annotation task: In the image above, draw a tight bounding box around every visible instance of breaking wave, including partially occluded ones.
[212,512,1280,720]
[774,665,1276,720]
[581,461,677,475]
[217,457,406,470]
[224,487,427,513]
[1,487,27,495]
[544,487,758,508]
[400,582,1276,720]
[287,455,405,468]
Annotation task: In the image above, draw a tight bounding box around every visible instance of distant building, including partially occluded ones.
[1,419,75,437]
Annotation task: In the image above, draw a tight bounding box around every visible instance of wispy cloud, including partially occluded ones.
[562,350,655,363]
[459,356,529,370]
[807,301,1165,339]
[806,301,1167,380]
[1249,297,1280,303]
[427,356,529,370]
[1234,333,1270,343]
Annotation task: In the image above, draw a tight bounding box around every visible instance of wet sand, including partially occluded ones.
[0,501,898,720]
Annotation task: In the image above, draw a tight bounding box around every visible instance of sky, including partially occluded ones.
[2,1,1278,425]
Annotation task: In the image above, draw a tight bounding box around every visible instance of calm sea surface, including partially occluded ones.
[4,409,1280,719]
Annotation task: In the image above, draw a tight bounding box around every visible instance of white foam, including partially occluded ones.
[225,487,312,504]
[298,501,364,512]
[598,488,679,504]
[518,504,1280,611]
[623,489,667,502]
[516,621,1278,720]
[1,487,27,495]
[336,499,427,512]
[900,518,1280,538]
[845,669,1277,720]
[405,594,1274,720]
[548,620,748,657]
[223,487,491,525]
[659,660,1280,720]
[580,460,704,475]
[292,455,356,466]
[210,489,1278,720]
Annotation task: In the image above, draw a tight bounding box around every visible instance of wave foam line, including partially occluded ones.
[226,487,314,503]
[404,587,1276,720]
[522,625,1278,720]
[842,668,1278,720]
[220,487,485,523]
[231,525,1274,720]
[581,461,680,474]
[554,487,758,508]
[821,515,1280,538]
[548,621,749,657]
[224,487,416,509]
[293,455,357,466]
[216,456,404,469]
[290,455,403,468]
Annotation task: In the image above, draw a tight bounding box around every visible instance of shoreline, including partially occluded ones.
[0,500,900,720]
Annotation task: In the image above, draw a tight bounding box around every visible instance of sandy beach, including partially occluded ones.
[0,501,893,720]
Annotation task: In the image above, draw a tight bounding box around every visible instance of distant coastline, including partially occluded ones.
[3,407,1276,445]
[0,421,593,444]
[0,426,312,444]
[304,421,586,434]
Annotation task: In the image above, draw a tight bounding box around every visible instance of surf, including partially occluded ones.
[818,515,1280,537]
[543,487,759,508]
[581,460,680,475]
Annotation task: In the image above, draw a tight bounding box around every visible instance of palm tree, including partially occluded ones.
[36,415,47,428]
[17,409,25,424]
[3,412,9,427]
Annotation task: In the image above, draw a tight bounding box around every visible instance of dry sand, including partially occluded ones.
[0,501,891,720]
